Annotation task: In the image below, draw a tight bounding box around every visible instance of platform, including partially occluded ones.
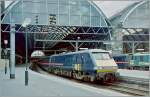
[0,67,128,96]
[118,69,149,80]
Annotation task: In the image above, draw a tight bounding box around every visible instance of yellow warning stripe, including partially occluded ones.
[97,69,117,73]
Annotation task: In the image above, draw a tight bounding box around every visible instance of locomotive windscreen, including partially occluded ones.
[92,52,111,60]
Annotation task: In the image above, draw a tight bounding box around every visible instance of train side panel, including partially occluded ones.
[79,53,96,75]
[50,52,95,74]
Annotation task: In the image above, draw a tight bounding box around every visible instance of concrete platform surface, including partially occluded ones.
[0,67,128,96]
[118,69,149,79]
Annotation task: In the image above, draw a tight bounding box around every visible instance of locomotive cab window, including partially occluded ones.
[140,56,144,61]
[92,52,111,60]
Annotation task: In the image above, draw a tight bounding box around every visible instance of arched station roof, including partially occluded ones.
[2,0,110,27]
[110,0,149,39]
[110,0,149,54]
[1,0,111,57]
[110,0,149,29]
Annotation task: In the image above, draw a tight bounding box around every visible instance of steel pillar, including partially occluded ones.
[1,1,5,13]
[132,42,135,54]
[0,1,4,58]
[0,25,2,59]
[43,42,45,50]
[10,24,15,79]
[25,28,29,86]
[75,42,78,51]
[75,37,80,51]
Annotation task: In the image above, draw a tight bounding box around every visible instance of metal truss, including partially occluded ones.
[35,39,149,43]
[1,24,111,49]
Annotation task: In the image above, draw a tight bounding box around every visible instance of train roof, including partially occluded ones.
[51,49,110,57]
[113,54,129,57]
[133,53,149,56]
[113,52,149,57]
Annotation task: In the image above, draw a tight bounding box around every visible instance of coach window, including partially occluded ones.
[83,53,92,65]
[145,55,149,62]
[140,56,144,62]
[72,54,77,63]
[81,55,85,64]
[51,57,55,63]
[65,56,69,65]
[49,57,52,63]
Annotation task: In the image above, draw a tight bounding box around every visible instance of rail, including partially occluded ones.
[104,82,149,96]
[118,76,149,85]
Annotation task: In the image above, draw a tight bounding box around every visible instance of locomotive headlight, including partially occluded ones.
[98,66,102,69]
[113,66,117,69]
[94,66,102,70]
[94,67,98,70]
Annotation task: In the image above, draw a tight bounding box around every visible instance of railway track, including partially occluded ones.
[31,65,149,96]
[102,82,149,96]
[74,79,149,96]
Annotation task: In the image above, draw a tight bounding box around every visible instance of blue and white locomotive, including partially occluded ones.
[38,49,119,82]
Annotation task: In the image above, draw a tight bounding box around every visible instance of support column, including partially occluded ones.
[54,51,56,54]
[0,1,4,58]
[75,41,78,52]
[43,42,45,50]
[0,20,1,59]
[10,24,15,79]
[25,28,28,85]
[1,1,5,13]
[132,42,135,54]
[75,37,80,52]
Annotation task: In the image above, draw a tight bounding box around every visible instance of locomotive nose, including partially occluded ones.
[95,60,118,71]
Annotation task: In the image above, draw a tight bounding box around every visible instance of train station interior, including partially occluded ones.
[0,0,150,96]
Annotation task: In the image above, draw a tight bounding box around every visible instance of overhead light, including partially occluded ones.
[79,48,88,50]
[4,40,8,45]
[136,49,144,51]
[103,42,114,45]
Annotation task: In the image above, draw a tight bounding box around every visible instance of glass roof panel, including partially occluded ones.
[2,0,109,27]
